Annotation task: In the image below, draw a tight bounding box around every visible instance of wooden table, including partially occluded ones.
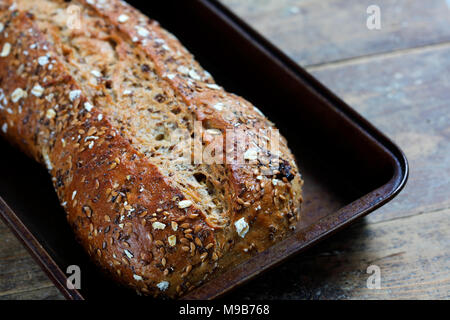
[1,0,449,299]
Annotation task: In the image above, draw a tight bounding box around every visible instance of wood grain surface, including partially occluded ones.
[0,0,449,299]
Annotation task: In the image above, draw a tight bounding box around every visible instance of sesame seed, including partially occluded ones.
[124,249,133,259]
[91,70,102,77]
[177,65,189,74]
[213,103,224,111]
[31,84,44,97]
[171,221,178,231]
[206,83,221,90]
[135,26,150,37]
[69,90,81,101]
[235,217,249,238]
[0,42,11,57]
[206,128,222,136]
[168,235,176,246]
[156,281,169,291]
[189,69,201,81]
[244,148,259,161]
[11,88,27,103]
[37,56,49,66]
[1,123,7,134]
[152,221,166,230]
[118,14,129,23]
[133,274,143,281]
[71,190,77,200]
[178,200,193,209]
[46,109,56,119]
[84,102,94,112]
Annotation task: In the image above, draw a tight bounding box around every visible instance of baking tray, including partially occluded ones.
[0,0,408,300]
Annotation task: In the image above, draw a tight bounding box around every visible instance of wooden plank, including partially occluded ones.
[220,0,450,67]
[232,208,450,300]
[308,43,450,223]
[0,286,63,300]
[0,220,63,300]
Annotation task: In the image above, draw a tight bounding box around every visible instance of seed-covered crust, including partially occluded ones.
[0,0,303,298]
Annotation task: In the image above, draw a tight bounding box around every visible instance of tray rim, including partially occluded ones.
[0,0,408,300]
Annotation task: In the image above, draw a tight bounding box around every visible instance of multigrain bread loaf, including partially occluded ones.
[0,0,303,297]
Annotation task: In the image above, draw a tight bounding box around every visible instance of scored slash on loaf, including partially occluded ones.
[0,0,303,298]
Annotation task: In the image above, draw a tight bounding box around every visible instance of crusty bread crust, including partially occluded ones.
[0,0,303,297]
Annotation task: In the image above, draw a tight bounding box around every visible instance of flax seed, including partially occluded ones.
[194,237,203,247]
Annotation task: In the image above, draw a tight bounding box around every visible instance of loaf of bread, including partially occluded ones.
[0,0,303,297]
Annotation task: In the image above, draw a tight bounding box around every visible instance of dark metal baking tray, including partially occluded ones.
[0,0,408,300]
